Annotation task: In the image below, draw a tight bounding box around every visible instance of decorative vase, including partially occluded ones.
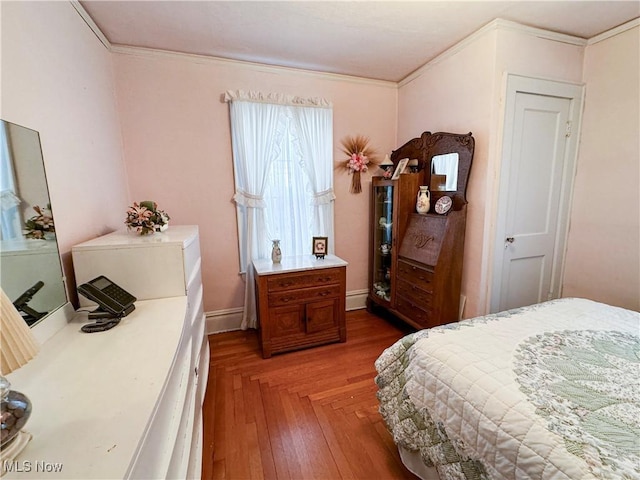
[271,239,282,264]
[416,186,430,214]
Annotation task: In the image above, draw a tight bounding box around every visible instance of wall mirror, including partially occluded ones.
[391,131,474,210]
[1,119,67,327]
[430,153,459,192]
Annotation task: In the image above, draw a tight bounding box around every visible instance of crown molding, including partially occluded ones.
[110,44,397,88]
[399,18,499,87]
[399,18,587,87]
[493,18,588,46]
[69,0,395,87]
[588,17,640,45]
[69,0,111,50]
[69,0,636,89]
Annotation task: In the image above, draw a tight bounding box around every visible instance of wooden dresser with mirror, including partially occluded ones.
[367,131,474,330]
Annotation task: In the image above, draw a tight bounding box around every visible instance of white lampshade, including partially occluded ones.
[1,288,39,375]
[1,287,39,463]
[380,154,393,166]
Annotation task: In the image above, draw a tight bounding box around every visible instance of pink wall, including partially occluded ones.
[1,2,130,302]
[113,51,397,311]
[563,26,640,310]
[397,23,585,318]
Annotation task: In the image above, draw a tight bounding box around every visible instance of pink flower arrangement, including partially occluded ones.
[348,152,369,173]
[338,135,378,194]
[125,201,170,235]
[24,205,55,239]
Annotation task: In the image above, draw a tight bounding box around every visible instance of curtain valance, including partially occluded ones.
[223,90,332,108]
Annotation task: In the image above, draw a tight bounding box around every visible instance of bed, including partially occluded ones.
[374,298,640,480]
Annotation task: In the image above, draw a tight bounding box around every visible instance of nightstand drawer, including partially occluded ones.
[397,260,434,293]
[266,268,342,292]
[268,284,342,307]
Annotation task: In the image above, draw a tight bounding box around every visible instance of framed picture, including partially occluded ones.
[391,158,409,180]
[312,236,328,259]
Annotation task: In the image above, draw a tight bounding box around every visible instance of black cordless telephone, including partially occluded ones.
[77,276,136,332]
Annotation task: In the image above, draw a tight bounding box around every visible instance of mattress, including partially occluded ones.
[374,298,640,479]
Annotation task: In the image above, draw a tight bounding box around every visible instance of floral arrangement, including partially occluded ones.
[24,204,55,239]
[125,201,170,235]
[338,135,378,194]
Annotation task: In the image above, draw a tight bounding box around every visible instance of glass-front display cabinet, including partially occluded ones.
[368,173,420,310]
[371,182,394,302]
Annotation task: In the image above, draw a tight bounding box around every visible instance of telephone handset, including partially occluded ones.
[78,276,136,332]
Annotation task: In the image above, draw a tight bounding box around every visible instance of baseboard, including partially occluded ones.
[206,289,369,335]
[345,289,368,311]
[206,307,244,334]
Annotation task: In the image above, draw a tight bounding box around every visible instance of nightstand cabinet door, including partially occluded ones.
[270,304,305,337]
[305,299,338,334]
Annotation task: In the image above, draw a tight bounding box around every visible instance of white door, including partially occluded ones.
[491,75,583,312]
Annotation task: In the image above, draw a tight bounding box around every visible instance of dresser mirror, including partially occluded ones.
[430,153,459,191]
[0,119,67,327]
[390,131,474,206]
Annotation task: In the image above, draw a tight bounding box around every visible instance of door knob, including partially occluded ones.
[504,237,515,249]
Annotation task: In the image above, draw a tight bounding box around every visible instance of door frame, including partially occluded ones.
[489,74,585,313]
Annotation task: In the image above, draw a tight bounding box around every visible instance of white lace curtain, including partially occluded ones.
[225,90,334,330]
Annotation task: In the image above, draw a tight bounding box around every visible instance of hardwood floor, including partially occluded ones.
[202,309,419,480]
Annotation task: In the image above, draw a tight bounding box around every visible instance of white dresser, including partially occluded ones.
[5,225,209,479]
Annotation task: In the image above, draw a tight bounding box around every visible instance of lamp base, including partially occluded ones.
[0,430,32,475]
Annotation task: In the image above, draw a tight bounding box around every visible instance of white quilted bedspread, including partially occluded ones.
[375,298,640,480]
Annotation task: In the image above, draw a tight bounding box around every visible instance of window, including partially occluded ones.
[262,114,315,257]
[226,91,334,329]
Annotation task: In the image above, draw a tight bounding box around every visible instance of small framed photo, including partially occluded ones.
[312,236,328,259]
[391,158,409,180]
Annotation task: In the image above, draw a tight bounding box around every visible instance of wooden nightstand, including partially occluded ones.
[253,254,348,358]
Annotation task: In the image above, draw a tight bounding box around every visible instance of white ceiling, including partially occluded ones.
[79,1,640,82]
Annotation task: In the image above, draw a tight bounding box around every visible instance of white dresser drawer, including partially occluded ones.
[183,234,201,287]
[187,338,209,479]
[127,329,193,479]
